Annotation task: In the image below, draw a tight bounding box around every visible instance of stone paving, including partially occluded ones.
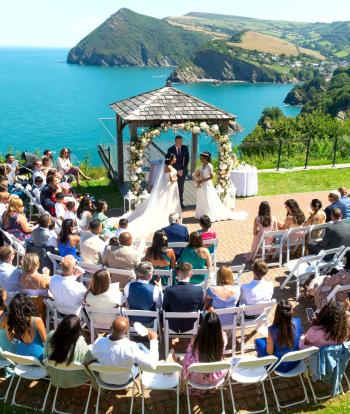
[2,190,346,414]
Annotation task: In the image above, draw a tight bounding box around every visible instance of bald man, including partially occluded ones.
[102,231,141,273]
[92,316,159,385]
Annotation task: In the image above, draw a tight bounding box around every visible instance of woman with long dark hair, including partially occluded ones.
[182,311,227,394]
[6,293,46,360]
[255,299,302,373]
[76,196,93,231]
[145,230,176,270]
[278,199,305,230]
[57,219,80,260]
[249,201,278,260]
[56,148,91,186]
[304,199,326,239]
[44,315,92,387]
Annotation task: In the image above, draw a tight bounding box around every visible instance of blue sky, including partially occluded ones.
[1,0,350,47]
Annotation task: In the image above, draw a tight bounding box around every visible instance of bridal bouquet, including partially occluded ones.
[192,170,202,188]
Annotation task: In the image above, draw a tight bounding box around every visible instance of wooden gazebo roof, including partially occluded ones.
[110,86,237,123]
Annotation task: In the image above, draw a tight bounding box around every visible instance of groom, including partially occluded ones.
[167,135,189,209]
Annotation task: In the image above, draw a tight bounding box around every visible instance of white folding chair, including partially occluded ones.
[240,301,276,354]
[43,359,92,414]
[285,226,311,263]
[88,363,138,414]
[318,246,346,275]
[122,308,160,339]
[140,362,182,414]
[79,261,102,284]
[308,222,333,243]
[214,307,241,356]
[252,230,287,267]
[190,269,210,289]
[0,228,26,266]
[1,351,51,411]
[84,305,121,343]
[326,284,350,304]
[168,242,188,250]
[47,252,64,275]
[231,355,278,414]
[268,346,319,411]
[45,299,87,331]
[106,267,135,289]
[185,361,233,414]
[229,264,246,285]
[163,311,200,357]
[0,348,12,401]
[203,238,219,268]
[281,252,325,300]
[153,268,173,288]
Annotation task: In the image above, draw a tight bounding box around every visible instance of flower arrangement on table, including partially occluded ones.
[128,121,239,201]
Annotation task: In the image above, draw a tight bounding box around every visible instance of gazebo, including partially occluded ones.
[110,83,238,183]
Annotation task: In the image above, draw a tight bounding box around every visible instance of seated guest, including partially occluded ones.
[178,231,211,284]
[85,269,122,314]
[58,219,80,260]
[300,302,348,348]
[92,199,116,233]
[56,148,91,186]
[255,300,302,373]
[0,192,9,224]
[0,288,17,355]
[339,187,350,220]
[31,176,45,200]
[44,315,92,387]
[182,312,228,394]
[80,219,105,264]
[6,293,46,360]
[54,192,66,221]
[162,262,204,333]
[41,156,52,176]
[92,316,159,385]
[32,159,46,185]
[49,255,86,315]
[240,259,274,314]
[20,253,50,297]
[304,199,326,238]
[278,199,305,230]
[206,267,240,325]
[102,232,141,271]
[40,174,59,216]
[198,215,217,253]
[42,149,54,170]
[5,154,19,186]
[0,246,21,293]
[124,262,162,325]
[249,201,277,261]
[145,230,176,285]
[324,190,346,222]
[161,213,189,259]
[0,176,9,193]
[308,208,350,258]
[63,201,76,221]
[76,196,93,231]
[2,197,33,241]
[115,218,129,238]
[31,214,53,247]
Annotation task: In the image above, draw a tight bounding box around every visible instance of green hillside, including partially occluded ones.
[67,8,207,66]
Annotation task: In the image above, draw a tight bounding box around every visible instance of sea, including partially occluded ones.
[0,47,300,165]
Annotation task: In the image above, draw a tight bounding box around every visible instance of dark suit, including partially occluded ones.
[166,145,189,208]
[308,220,350,260]
[161,223,189,259]
[162,281,204,332]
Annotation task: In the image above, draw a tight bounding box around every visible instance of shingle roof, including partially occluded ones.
[110,86,237,122]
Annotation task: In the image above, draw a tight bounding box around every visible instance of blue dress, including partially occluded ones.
[17,318,44,361]
[58,240,80,260]
[255,317,302,373]
[206,287,240,326]
[0,314,17,356]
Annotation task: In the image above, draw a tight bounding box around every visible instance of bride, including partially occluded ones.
[123,154,182,238]
[195,151,245,222]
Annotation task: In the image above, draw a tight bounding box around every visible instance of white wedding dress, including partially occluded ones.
[123,164,182,238]
[195,163,248,222]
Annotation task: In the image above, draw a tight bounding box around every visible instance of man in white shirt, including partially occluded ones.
[80,219,106,264]
[92,316,159,385]
[54,193,66,221]
[49,255,86,315]
[0,246,21,293]
[32,159,46,185]
[240,259,274,315]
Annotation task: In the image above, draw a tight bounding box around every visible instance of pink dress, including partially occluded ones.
[299,326,339,349]
[249,216,277,260]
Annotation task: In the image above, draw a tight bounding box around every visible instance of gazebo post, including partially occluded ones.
[191,132,198,174]
[116,114,124,183]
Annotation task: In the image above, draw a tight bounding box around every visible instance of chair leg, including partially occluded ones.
[261,381,269,414]
[299,374,309,404]
[176,383,180,414]
[268,375,280,412]
[11,376,21,407]
[129,380,135,414]
[3,372,15,403]
[227,377,236,414]
[186,383,191,414]
[51,387,59,413]
[41,381,51,412]
[141,382,145,414]
[83,384,93,414]
[220,386,226,414]
[95,387,101,414]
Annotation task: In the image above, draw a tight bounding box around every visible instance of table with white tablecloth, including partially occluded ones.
[230,166,258,197]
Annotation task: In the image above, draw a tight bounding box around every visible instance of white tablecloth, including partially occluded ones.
[230,166,258,197]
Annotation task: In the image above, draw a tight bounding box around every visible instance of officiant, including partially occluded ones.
[167,135,189,209]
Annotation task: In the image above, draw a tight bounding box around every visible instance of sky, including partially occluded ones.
[1,0,350,47]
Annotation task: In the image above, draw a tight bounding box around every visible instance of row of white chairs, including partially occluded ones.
[252,221,335,267]
[0,228,26,266]
[1,343,348,414]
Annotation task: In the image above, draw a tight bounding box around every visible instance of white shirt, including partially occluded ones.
[31,186,42,201]
[32,170,46,185]
[49,274,86,314]
[240,278,274,315]
[115,228,127,237]
[0,262,22,292]
[64,211,76,221]
[56,157,72,172]
[80,234,106,264]
[92,336,159,384]
[55,202,66,219]
[124,279,163,309]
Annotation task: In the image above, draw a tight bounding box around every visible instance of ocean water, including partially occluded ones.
[0,47,300,164]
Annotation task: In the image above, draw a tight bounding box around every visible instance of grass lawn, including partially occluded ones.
[295,394,350,413]
[258,168,350,196]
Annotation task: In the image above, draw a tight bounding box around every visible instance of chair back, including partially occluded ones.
[203,238,218,267]
[1,350,42,367]
[190,269,210,289]
[308,222,333,242]
[276,346,319,366]
[168,242,188,249]
[153,269,173,287]
[215,306,241,356]
[79,261,102,276]
[319,246,346,275]
[141,362,182,374]
[122,308,160,337]
[327,284,350,303]
[85,305,121,343]
[188,361,231,374]
[229,264,245,285]
[89,362,133,376]
[44,359,85,372]
[234,355,278,372]
[106,267,135,289]
[254,229,287,267]
[47,252,64,274]
[285,226,311,262]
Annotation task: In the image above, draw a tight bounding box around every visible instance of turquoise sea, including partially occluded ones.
[0,47,300,164]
